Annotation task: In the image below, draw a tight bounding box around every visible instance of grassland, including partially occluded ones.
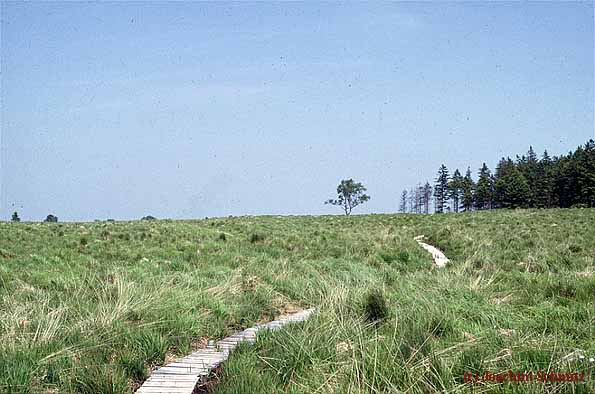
[0,209,593,393]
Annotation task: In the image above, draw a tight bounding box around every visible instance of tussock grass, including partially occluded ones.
[1,210,594,393]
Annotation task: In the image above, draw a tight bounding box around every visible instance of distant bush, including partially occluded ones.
[80,237,88,246]
[44,214,58,223]
[141,216,157,221]
[11,211,20,222]
[363,289,389,323]
[117,233,130,241]
[250,233,265,243]
[218,233,227,242]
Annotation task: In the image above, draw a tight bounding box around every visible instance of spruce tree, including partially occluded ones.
[576,139,595,207]
[494,167,530,208]
[535,150,554,208]
[516,146,539,207]
[552,154,575,208]
[493,157,515,207]
[448,169,463,213]
[527,146,538,162]
[461,167,475,211]
[433,164,450,213]
[475,163,494,210]
[409,139,593,211]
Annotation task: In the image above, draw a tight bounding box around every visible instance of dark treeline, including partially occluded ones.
[400,139,595,214]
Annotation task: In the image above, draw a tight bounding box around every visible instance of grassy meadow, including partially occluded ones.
[0,209,594,393]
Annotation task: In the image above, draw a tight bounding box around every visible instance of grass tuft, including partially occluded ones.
[363,289,389,323]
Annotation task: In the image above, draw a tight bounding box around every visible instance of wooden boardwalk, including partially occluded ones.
[136,308,315,394]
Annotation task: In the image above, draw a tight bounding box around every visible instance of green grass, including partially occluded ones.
[1,209,594,393]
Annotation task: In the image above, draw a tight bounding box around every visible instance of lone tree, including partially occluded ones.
[11,211,20,222]
[325,179,370,216]
[44,214,58,223]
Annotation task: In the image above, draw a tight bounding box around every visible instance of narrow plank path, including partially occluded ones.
[136,308,315,394]
[414,235,449,267]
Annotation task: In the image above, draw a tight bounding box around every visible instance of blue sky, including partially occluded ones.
[1,2,593,221]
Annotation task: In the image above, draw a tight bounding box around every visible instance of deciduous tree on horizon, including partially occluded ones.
[399,190,408,213]
[325,179,370,216]
[423,182,432,214]
[44,214,58,223]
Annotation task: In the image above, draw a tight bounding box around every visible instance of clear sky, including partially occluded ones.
[1,2,593,221]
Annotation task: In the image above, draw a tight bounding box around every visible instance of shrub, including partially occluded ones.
[44,214,58,223]
[218,233,227,242]
[250,233,265,243]
[568,244,582,253]
[364,289,389,323]
[117,233,130,241]
[378,251,396,264]
[397,250,409,262]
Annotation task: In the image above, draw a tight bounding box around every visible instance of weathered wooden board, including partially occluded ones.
[136,308,315,394]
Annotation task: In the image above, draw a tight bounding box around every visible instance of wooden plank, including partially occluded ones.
[135,308,315,394]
